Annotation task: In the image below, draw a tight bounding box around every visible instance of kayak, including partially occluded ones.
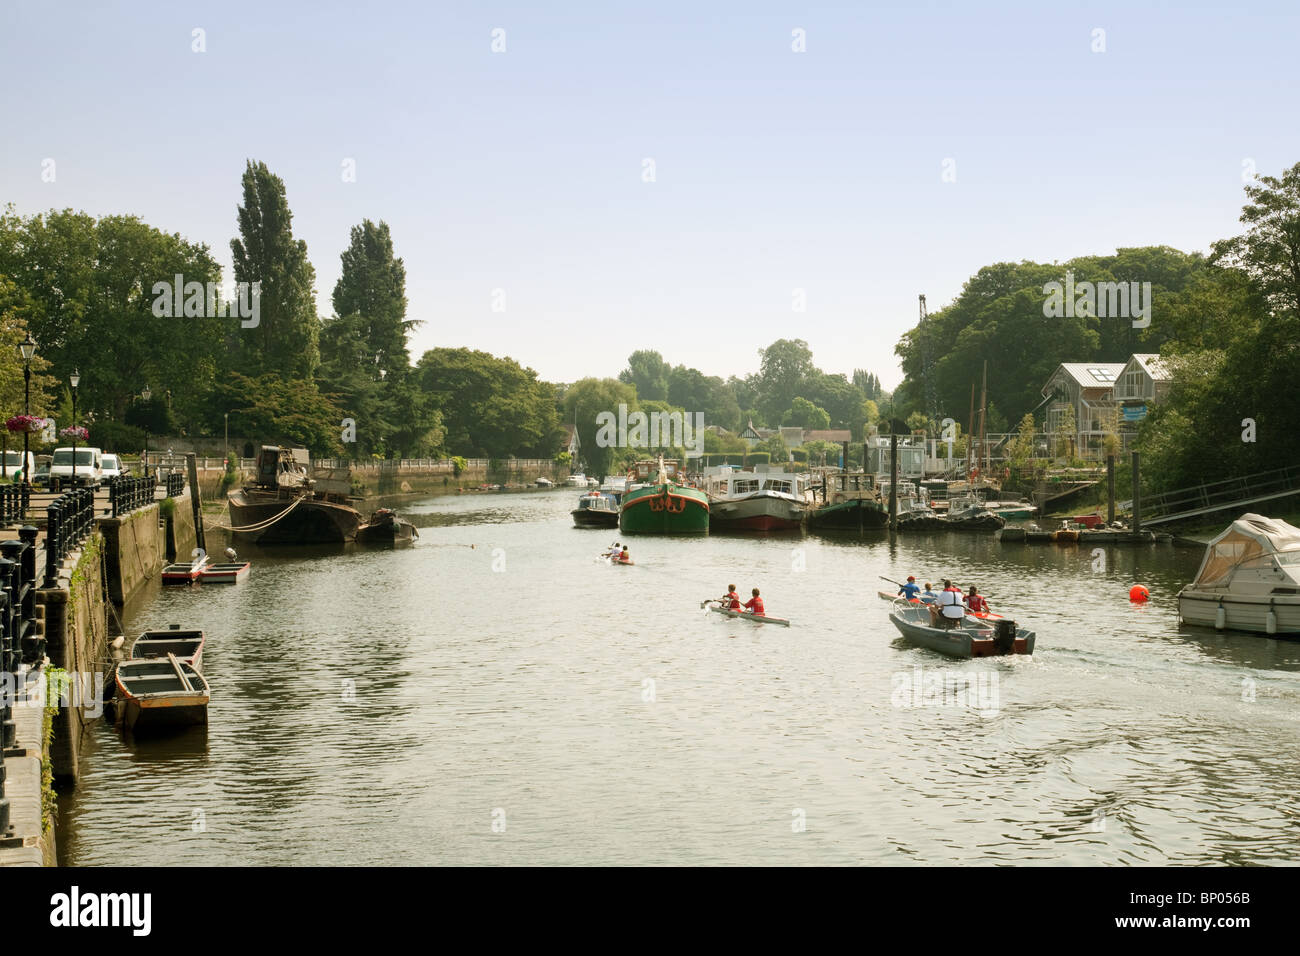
[705,601,790,627]
[876,589,1003,620]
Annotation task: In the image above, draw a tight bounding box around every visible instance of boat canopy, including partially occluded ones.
[1190,514,1300,589]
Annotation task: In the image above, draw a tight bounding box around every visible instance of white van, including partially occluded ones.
[1,450,35,482]
[50,446,104,491]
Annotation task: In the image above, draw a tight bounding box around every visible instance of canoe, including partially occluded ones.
[888,603,1034,659]
[197,562,251,583]
[705,601,790,627]
[114,657,210,731]
[129,627,205,670]
[877,588,929,604]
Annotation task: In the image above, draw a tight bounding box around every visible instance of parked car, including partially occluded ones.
[49,446,104,491]
[100,453,123,480]
[31,465,50,490]
[1,450,35,482]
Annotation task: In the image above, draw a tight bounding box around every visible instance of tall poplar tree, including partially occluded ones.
[330,219,413,377]
[230,160,320,378]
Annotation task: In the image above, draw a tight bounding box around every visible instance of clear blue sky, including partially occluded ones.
[3,0,1297,389]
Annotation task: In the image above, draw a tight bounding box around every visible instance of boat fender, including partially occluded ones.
[1215,601,1225,631]
[1266,599,1277,635]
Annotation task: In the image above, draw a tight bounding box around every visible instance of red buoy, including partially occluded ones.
[1129,585,1149,603]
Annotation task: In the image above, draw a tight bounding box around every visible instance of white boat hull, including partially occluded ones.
[708,491,806,531]
[1178,590,1300,634]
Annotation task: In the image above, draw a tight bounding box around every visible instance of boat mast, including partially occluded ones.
[979,360,988,482]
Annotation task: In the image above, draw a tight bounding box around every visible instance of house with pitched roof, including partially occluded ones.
[1041,362,1125,459]
[1040,355,1171,458]
[1113,354,1172,424]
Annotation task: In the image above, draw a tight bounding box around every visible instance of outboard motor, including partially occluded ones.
[993,619,1017,654]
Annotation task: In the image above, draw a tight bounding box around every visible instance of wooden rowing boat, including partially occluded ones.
[161,561,206,584]
[114,656,210,731]
[129,626,205,670]
[887,603,1034,658]
[197,562,251,583]
[704,601,791,627]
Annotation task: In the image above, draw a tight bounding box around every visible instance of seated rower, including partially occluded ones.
[618,547,631,563]
[965,586,990,614]
[898,576,922,601]
[921,583,938,604]
[742,588,765,616]
[719,584,742,610]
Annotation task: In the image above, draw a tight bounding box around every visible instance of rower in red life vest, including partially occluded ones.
[742,588,765,616]
[718,584,742,610]
[618,547,631,563]
[965,586,990,614]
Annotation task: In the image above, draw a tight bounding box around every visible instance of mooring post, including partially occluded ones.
[186,454,206,555]
[1131,451,1142,534]
[889,431,899,529]
[1107,455,1116,526]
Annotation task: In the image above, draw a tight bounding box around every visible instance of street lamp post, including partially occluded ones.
[20,334,36,486]
[141,386,152,480]
[224,412,228,465]
[70,368,80,489]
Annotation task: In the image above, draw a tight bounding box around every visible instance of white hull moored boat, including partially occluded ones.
[1177,513,1300,635]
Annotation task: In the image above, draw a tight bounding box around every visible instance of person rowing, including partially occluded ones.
[742,588,765,616]
[965,585,990,614]
[617,547,631,564]
[921,582,938,604]
[718,584,742,610]
[897,576,922,601]
[602,541,622,558]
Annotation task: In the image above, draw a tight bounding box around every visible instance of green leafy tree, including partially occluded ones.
[756,339,815,423]
[418,347,562,458]
[0,206,224,430]
[209,372,344,455]
[786,396,830,430]
[562,377,638,478]
[230,160,321,378]
[757,432,788,463]
[618,349,669,401]
[330,219,414,377]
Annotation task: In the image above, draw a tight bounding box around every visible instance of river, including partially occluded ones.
[56,490,1300,865]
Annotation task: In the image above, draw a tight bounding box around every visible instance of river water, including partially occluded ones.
[57,490,1300,865]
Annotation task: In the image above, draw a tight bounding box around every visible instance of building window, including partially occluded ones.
[1088,367,1117,383]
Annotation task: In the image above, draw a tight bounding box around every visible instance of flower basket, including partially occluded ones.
[59,425,89,441]
[6,414,47,434]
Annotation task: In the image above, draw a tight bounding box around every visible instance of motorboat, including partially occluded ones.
[1178,513,1300,635]
[572,491,620,528]
[705,468,811,532]
[888,602,1034,658]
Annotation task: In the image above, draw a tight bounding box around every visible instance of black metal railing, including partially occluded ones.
[0,525,37,841]
[43,488,95,589]
[108,475,154,516]
[165,472,185,497]
[0,483,27,525]
[1121,464,1300,520]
